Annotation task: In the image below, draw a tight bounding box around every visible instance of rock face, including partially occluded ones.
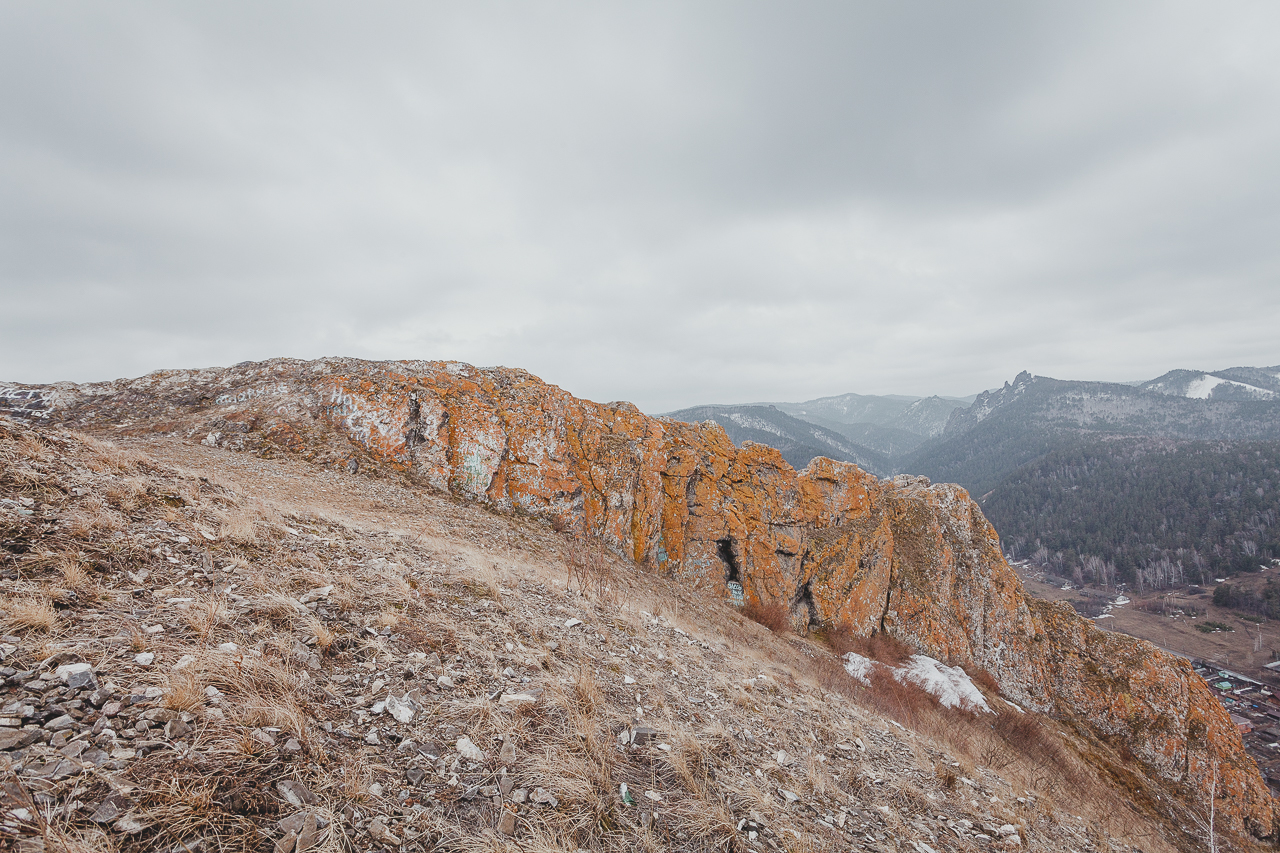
[5,357,1275,837]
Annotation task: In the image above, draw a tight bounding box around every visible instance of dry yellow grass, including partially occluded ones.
[1,596,57,633]
[164,667,206,713]
[182,597,229,639]
[218,506,259,544]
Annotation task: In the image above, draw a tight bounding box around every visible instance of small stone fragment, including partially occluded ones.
[44,714,75,732]
[133,652,155,666]
[113,813,150,834]
[0,729,38,750]
[499,738,516,763]
[530,787,559,807]
[165,719,192,739]
[55,662,96,691]
[498,808,517,836]
[89,793,128,824]
[277,779,317,807]
[366,817,400,844]
[456,736,485,762]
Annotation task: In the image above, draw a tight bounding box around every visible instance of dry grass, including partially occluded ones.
[56,554,93,591]
[78,433,152,472]
[1,595,57,633]
[105,477,150,511]
[182,597,229,639]
[164,667,207,713]
[65,496,126,537]
[218,505,261,544]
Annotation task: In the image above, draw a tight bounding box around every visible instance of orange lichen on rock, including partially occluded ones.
[16,356,1277,839]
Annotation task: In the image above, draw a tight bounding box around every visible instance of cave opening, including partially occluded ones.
[717,538,744,607]
[792,580,820,635]
[717,538,740,583]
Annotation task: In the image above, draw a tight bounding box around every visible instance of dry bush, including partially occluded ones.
[990,707,1083,787]
[831,629,914,665]
[963,664,1001,696]
[743,599,790,633]
[1,596,57,633]
[566,536,614,604]
[861,668,942,729]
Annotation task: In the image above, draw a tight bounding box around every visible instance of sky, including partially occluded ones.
[2,2,1279,413]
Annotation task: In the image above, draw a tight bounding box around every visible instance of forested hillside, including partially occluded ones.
[982,438,1280,590]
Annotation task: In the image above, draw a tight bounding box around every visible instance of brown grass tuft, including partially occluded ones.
[164,667,206,713]
[218,505,260,544]
[2,596,57,633]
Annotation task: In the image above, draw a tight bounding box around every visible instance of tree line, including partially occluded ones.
[983,438,1280,591]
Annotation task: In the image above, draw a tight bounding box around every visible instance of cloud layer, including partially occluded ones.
[3,2,1279,411]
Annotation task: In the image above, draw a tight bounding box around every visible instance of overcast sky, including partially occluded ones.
[3,2,1279,412]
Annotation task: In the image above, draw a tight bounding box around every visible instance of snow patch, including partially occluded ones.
[843,653,991,712]
[1184,374,1224,399]
[1183,374,1275,399]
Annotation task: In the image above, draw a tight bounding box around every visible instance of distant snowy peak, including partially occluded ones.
[1142,369,1280,401]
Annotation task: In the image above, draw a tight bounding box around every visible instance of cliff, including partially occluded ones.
[5,356,1275,839]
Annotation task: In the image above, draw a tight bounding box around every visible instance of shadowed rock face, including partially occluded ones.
[7,357,1275,838]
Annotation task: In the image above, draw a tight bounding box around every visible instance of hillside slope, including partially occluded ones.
[2,356,1277,843]
[0,417,1239,852]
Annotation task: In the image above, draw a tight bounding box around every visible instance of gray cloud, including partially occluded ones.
[2,1,1279,411]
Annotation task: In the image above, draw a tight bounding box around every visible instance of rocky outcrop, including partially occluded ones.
[5,357,1275,838]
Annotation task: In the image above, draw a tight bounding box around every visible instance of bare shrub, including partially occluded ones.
[834,629,914,665]
[964,664,1001,696]
[566,536,614,604]
[743,599,790,633]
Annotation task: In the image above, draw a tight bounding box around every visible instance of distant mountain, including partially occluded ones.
[914,370,1280,495]
[772,391,972,438]
[671,364,1280,591]
[1141,366,1280,401]
[661,404,889,474]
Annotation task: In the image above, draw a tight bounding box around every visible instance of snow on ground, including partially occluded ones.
[1184,374,1225,399]
[843,652,991,712]
[1183,374,1275,399]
